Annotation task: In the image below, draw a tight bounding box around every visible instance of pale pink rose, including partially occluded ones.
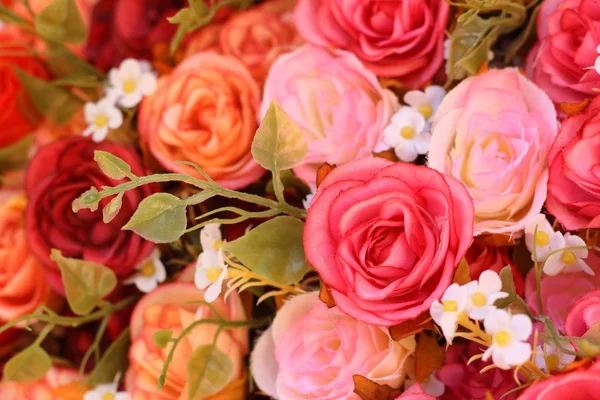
[251,292,416,400]
[260,45,396,185]
[429,68,558,235]
[395,384,437,400]
[293,0,449,87]
[0,367,81,400]
[518,362,600,400]
[126,283,248,400]
[565,290,600,338]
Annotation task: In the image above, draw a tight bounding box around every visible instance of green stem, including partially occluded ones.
[32,323,55,347]
[79,315,110,374]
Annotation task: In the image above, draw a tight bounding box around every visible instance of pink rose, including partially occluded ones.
[293,0,449,87]
[260,45,396,185]
[429,68,558,235]
[251,292,415,400]
[565,290,600,338]
[518,363,600,400]
[525,0,600,104]
[546,96,600,230]
[304,158,474,326]
[395,384,436,400]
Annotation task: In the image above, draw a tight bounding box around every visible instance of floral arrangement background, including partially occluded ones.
[0,0,600,399]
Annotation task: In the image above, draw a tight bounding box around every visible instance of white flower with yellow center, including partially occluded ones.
[524,214,557,261]
[83,376,130,400]
[482,309,532,370]
[124,249,166,293]
[108,59,157,108]
[195,249,228,303]
[200,223,225,253]
[544,233,593,276]
[463,270,508,320]
[303,192,315,210]
[83,98,123,142]
[430,283,468,343]
[403,86,446,124]
[534,342,575,373]
[379,106,430,162]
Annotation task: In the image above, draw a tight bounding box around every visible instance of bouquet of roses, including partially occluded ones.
[1,0,600,399]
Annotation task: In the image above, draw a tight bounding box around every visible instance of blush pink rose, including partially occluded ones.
[395,384,436,400]
[251,292,416,400]
[565,290,600,338]
[293,0,449,87]
[518,362,600,400]
[260,45,396,185]
[546,96,600,230]
[304,158,474,326]
[525,0,600,104]
[429,68,558,235]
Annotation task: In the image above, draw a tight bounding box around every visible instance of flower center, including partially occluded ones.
[212,240,224,251]
[535,231,549,246]
[471,292,487,308]
[401,126,415,140]
[442,300,458,312]
[546,354,560,371]
[140,262,155,277]
[494,330,512,348]
[94,114,109,128]
[418,104,433,119]
[102,393,115,400]
[206,267,221,282]
[561,251,576,265]
[123,79,137,94]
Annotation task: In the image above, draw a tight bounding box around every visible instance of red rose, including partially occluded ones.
[304,158,474,326]
[547,96,600,230]
[25,137,156,293]
[0,27,49,148]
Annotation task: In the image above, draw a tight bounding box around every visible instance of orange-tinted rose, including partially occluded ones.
[138,52,263,189]
[0,367,83,400]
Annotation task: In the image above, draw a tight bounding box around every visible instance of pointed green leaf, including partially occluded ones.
[167,7,196,24]
[72,187,100,213]
[46,43,104,80]
[189,0,210,18]
[103,193,124,223]
[222,216,309,285]
[4,345,52,382]
[494,266,517,308]
[86,327,130,386]
[0,135,33,173]
[187,345,233,400]
[153,329,173,349]
[123,193,187,243]
[94,151,133,180]
[35,0,87,44]
[50,249,117,315]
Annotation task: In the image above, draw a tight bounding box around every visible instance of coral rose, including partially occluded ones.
[525,0,600,104]
[251,292,415,400]
[565,290,600,338]
[395,384,436,400]
[126,282,248,400]
[304,158,474,326]
[429,68,558,235]
[0,194,54,322]
[25,137,156,293]
[0,367,82,400]
[546,96,600,230]
[0,26,49,149]
[518,362,600,400]
[138,52,263,190]
[260,45,396,185]
[294,0,449,87]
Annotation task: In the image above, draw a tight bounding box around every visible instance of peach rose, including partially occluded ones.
[0,194,54,322]
[0,367,82,400]
[126,283,248,400]
[260,45,396,185]
[251,292,415,400]
[429,68,558,235]
[138,52,263,189]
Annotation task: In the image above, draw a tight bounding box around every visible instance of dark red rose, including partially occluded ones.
[25,137,156,293]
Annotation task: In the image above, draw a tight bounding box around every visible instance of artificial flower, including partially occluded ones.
[565,290,600,337]
[518,362,600,399]
[395,384,437,400]
[403,86,446,124]
[194,249,228,303]
[482,309,532,370]
[124,248,166,293]
[0,367,82,399]
[429,68,558,235]
[83,97,123,142]
[420,373,445,397]
[463,270,508,320]
[251,292,415,400]
[107,59,157,108]
[304,158,474,326]
[534,342,576,373]
[83,379,130,400]
[543,233,592,276]
[260,45,397,185]
[294,0,449,87]
[525,214,557,261]
[200,223,224,252]
[430,283,468,343]
[378,107,430,162]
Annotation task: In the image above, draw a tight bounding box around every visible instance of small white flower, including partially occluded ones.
[303,192,315,210]
[83,98,123,142]
[524,214,557,261]
[421,371,445,397]
[430,283,468,343]
[195,249,228,303]
[379,107,430,162]
[83,376,130,400]
[124,248,166,293]
[108,58,157,108]
[200,223,224,253]
[403,86,446,123]
[463,270,508,320]
[482,309,532,370]
[543,233,593,276]
[595,44,600,75]
[534,342,575,373]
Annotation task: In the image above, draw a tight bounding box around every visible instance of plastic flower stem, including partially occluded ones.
[515,295,536,319]
[457,313,492,345]
[32,322,55,347]
[79,315,110,374]
[532,225,544,315]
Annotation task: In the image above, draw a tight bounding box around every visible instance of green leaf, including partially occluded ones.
[72,187,100,213]
[222,216,309,285]
[14,67,82,124]
[495,266,517,308]
[103,193,124,224]
[86,327,130,386]
[265,169,308,195]
[50,249,117,315]
[94,151,134,180]
[189,0,210,18]
[52,75,103,89]
[123,193,187,243]
[34,0,87,44]
[46,43,104,80]
[0,135,33,173]
[187,345,233,400]
[167,7,196,24]
[252,101,307,172]
[153,329,173,349]
[4,345,52,382]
